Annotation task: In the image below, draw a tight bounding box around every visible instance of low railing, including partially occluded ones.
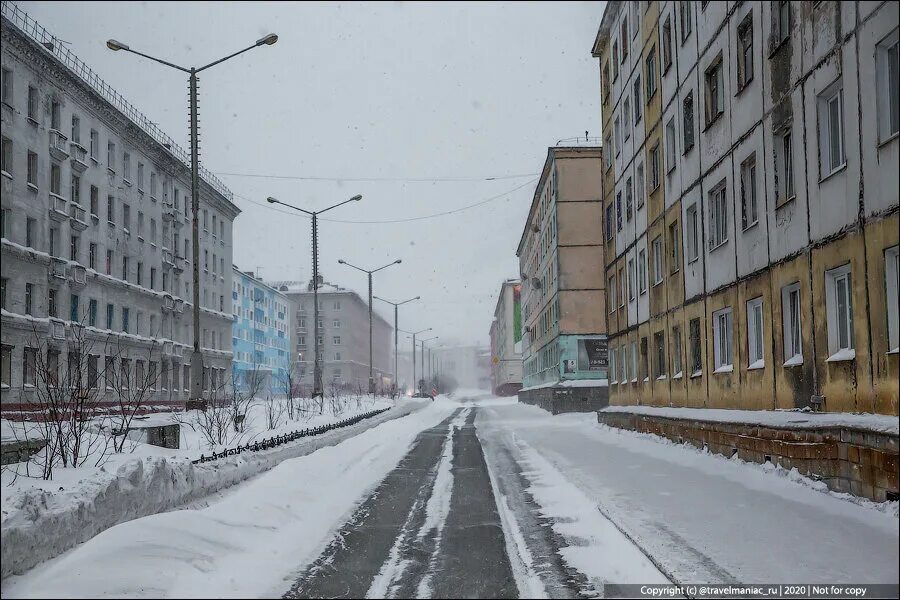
[192,407,390,464]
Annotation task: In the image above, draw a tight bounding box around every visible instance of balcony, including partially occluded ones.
[174,298,185,313]
[162,249,175,269]
[48,257,67,281]
[162,294,175,311]
[49,129,69,161]
[162,341,175,356]
[48,318,66,341]
[69,143,88,172]
[49,193,68,221]
[68,203,88,230]
[173,255,184,275]
[69,264,86,287]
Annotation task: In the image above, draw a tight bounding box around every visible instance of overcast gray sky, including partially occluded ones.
[21,1,605,347]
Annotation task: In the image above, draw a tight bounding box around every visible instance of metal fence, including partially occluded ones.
[192,407,391,464]
[0,1,234,202]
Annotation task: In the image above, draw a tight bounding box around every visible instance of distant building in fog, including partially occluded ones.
[489,279,523,396]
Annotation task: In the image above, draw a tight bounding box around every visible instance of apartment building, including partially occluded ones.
[270,279,393,393]
[231,268,291,394]
[593,1,899,414]
[489,279,523,396]
[516,145,608,413]
[0,4,239,413]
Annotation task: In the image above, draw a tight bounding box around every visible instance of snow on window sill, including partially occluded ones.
[826,348,856,363]
[1,170,12,180]
[783,354,804,367]
[713,364,734,374]
[887,348,899,355]
[748,359,765,370]
[690,370,702,379]
[672,371,683,379]
[656,375,667,380]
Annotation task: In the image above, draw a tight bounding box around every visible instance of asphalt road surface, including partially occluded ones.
[283,402,588,599]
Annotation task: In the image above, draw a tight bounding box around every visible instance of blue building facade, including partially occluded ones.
[231,267,291,394]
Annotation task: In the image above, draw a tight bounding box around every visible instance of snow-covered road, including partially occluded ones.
[3,394,897,598]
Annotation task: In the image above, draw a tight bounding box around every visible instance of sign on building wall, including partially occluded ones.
[578,338,608,371]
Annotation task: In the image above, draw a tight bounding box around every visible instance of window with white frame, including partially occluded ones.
[652,236,663,285]
[885,246,899,353]
[818,79,845,177]
[636,163,645,209]
[825,264,854,358]
[669,221,680,274]
[705,55,724,125]
[776,127,795,203]
[686,203,700,262]
[708,181,728,250]
[614,116,622,156]
[637,248,647,294]
[740,153,758,230]
[736,12,754,91]
[672,325,683,375]
[876,29,899,142]
[610,348,617,384]
[631,341,638,381]
[782,282,802,365]
[633,75,642,123]
[650,144,660,189]
[608,274,617,313]
[619,266,626,307]
[775,1,790,45]
[621,16,628,59]
[662,16,673,71]
[680,1,692,43]
[746,297,764,368]
[616,191,623,231]
[646,46,657,99]
[628,258,635,301]
[604,135,613,168]
[621,345,628,383]
[665,117,677,172]
[654,331,667,378]
[626,177,633,220]
[713,307,733,371]
[624,97,631,140]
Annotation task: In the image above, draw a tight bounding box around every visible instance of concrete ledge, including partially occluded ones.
[519,384,608,415]
[596,409,899,502]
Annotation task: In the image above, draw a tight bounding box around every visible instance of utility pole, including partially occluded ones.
[338,258,402,394]
[267,195,362,399]
[108,33,278,407]
[401,327,431,395]
[375,296,419,396]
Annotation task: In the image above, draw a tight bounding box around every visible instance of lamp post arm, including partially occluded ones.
[197,42,261,73]
[120,47,189,72]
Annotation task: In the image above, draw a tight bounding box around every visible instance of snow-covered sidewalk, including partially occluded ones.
[1,398,459,598]
[477,401,899,585]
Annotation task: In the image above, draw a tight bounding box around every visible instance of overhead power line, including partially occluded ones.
[215,170,539,183]
[232,177,538,224]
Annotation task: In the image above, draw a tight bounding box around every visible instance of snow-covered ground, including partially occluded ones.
[477,401,899,585]
[2,397,459,598]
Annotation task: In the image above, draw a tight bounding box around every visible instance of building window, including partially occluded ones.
[775,128,795,204]
[50,163,61,195]
[633,75,642,123]
[616,192,623,231]
[1,345,10,389]
[683,92,695,152]
[625,177,633,220]
[123,152,131,183]
[627,258,635,301]
[90,129,98,160]
[775,1,790,45]
[825,264,854,358]
[650,143,660,190]
[618,266,626,308]
[620,345,627,383]
[0,68,11,106]
[0,136,11,175]
[614,116,621,156]
[70,293,80,322]
[662,16,673,72]
[713,307,733,371]
[602,63,610,99]
[612,40,619,80]
[26,218,35,248]
[333,336,341,345]
[782,282,802,365]
[50,99,60,130]
[27,86,38,120]
[680,1,692,42]
[886,246,899,353]
[604,135,612,168]
[818,79,845,177]
[646,46,657,100]
[88,298,97,327]
[333,319,341,328]
[70,114,80,145]
[621,16,628,59]
[70,234,79,262]
[23,347,37,388]
[708,181,728,250]
[876,30,899,142]
[736,12,754,91]
[746,297,764,368]
[105,249,113,276]
[27,151,37,185]
[672,325,683,375]
[48,289,58,318]
[665,117,677,172]
[24,282,32,315]
[690,317,702,375]
[107,141,116,172]
[740,154,758,230]
[668,221,680,274]
[107,196,115,224]
[638,248,647,294]
[623,97,631,141]
[636,163,645,209]
[654,331,666,378]
[652,236,663,285]
[705,56,724,125]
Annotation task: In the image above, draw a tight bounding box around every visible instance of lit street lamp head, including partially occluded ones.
[106,39,129,51]
[337,259,345,264]
[256,33,279,46]
[266,197,278,204]
[351,194,363,202]
[394,259,402,264]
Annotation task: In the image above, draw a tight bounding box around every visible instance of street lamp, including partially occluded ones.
[418,336,439,393]
[374,295,419,397]
[108,33,277,406]
[267,195,362,398]
[338,258,402,394]
[400,327,431,394]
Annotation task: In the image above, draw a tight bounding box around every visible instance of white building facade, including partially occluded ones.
[0,4,239,414]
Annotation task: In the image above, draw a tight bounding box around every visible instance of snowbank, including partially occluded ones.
[0,399,427,578]
[600,405,899,435]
